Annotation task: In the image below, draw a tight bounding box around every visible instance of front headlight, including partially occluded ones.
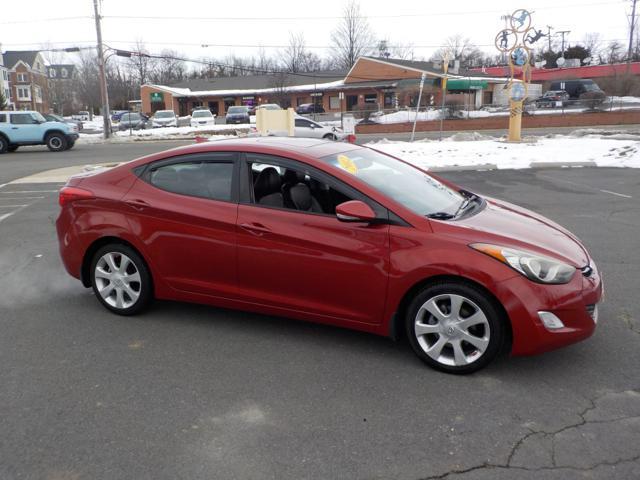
[470,243,576,284]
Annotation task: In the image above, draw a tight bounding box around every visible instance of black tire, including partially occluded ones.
[66,140,75,151]
[323,133,337,141]
[405,281,506,374]
[8,145,18,152]
[0,136,8,154]
[90,244,153,316]
[45,132,68,152]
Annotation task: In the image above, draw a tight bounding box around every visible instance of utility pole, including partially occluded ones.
[93,0,110,139]
[557,30,571,55]
[546,25,554,51]
[628,0,638,64]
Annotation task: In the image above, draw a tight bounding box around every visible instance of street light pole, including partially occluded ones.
[93,0,110,139]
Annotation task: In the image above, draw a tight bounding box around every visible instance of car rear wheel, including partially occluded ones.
[45,133,68,152]
[90,244,152,315]
[405,281,505,374]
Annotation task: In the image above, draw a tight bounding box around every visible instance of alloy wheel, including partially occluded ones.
[94,252,141,309]
[414,293,490,367]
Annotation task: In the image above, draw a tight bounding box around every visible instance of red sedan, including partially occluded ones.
[56,138,602,373]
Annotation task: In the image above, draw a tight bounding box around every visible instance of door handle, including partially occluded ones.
[125,199,150,211]
[239,222,271,236]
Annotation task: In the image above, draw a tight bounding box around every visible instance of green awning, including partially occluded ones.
[445,79,488,91]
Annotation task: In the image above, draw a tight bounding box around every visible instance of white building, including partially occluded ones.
[0,44,12,108]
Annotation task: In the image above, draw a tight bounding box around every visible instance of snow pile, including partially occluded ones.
[374,110,442,124]
[367,136,640,170]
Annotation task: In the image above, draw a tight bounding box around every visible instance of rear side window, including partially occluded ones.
[11,113,37,125]
[0,114,6,123]
[149,161,234,201]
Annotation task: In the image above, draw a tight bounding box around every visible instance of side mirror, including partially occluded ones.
[336,200,376,223]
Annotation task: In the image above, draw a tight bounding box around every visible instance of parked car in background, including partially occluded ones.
[294,117,343,140]
[0,110,79,153]
[225,106,250,124]
[44,113,84,131]
[548,79,607,108]
[256,103,281,111]
[296,103,325,114]
[111,110,128,122]
[118,112,149,131]
[151,110,178,128]
[534,90,570,108]
[73,111,90,122]
[56,137,602,374]
[190,109,216,127]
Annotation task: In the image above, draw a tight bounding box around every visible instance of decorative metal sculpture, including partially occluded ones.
[495,9,539,142]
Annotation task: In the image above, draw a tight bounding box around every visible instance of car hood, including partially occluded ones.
[433,197,590,267]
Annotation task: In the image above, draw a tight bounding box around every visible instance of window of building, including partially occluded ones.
[61,68,68,78]
[17,73,28,83]
[329,96,340,110]
[4,88,9,101]
[49,68,57,78]
[149,159,235,202]
[16,86,31,100]
[34,85,42,103]
[2,70,7,81]
[364,94,378,104]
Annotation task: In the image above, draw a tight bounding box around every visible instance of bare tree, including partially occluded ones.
[128,39,156,86]
[152,50,187,85]
[269,71,291,108]
[582,33,602,61]
[376,39,416,60]
[330,0,374,69]
[75,50,102,114]
[604,41,624,64]
[430,35,487,67]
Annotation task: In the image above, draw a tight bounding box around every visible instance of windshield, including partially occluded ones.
[583,82,600,92]
[32,112,47,123]
[320,148,464,216]
[227,107,247,114]
[154,111,174,118]
[193,111,212,117]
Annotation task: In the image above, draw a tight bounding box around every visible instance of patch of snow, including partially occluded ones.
[366,136,640,170]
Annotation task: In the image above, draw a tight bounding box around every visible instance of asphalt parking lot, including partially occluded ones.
[1,143,639,479]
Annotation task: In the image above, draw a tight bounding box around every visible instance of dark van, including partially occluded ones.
[549,79,603,99]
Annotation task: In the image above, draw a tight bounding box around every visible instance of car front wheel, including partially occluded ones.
[0,136,8,154]
[405,281,506,374]
[90,244,152,315]
[45,133,68,152]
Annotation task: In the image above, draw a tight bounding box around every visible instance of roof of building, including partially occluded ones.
[356,56,488,78]
[470,62,640,81]
[169,70,347,92]
[3,50,42,69]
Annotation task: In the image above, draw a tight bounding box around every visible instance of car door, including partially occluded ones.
[235,153,391,325]
[294,118,323,139]
[122,152,239,297]
[9,112,45,143]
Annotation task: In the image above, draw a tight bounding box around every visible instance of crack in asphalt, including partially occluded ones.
[419,388,640,480]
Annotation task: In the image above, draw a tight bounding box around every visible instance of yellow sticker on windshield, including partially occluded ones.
[337,154,358,174]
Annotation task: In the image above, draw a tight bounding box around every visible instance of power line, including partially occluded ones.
[0,16,90,25]
[100,1,620,22]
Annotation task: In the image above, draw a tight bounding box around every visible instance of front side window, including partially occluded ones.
[149,158,234,202]
[295,118,313,128]
[11,113,38,124]
[247,154,353,215]
[320,148,464,217]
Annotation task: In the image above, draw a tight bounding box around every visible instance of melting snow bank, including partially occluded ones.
[367,134,640,170]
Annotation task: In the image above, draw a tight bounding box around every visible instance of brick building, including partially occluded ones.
[140,57,511,116]
[3,50,50,112]
[47,64,80,115]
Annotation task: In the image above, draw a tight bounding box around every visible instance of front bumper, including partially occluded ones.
[66,133,79,141]
[495,264,603,356]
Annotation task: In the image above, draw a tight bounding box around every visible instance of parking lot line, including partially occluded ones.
[599,189,633,199]
[0,196,46,200]
[0,190,58,194]
[0,204,29,208]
